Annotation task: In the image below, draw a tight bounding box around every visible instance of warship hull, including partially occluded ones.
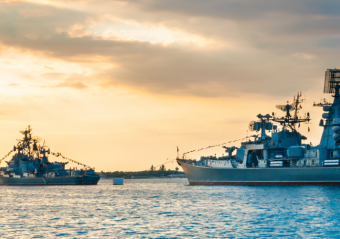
[180,162,340,185]
[0,175,100,186]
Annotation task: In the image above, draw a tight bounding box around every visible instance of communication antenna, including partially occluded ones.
[41,140,49,148]
[273,92,310,130]
[31,136,42,143]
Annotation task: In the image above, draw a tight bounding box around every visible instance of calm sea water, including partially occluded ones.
[1,178,340,238]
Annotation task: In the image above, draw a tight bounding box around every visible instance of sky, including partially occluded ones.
[0,0,339,171]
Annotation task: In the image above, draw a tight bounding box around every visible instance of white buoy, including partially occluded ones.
[113,178,124,185]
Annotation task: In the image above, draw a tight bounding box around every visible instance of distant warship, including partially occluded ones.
[0,126,100,185]
[177,69,340,185]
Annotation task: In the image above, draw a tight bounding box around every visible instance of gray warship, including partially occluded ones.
[0,126,100,185]
[177,69,340,185]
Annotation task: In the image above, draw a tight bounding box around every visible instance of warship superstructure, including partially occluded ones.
[0,126,100,185]
[177,69,340,185]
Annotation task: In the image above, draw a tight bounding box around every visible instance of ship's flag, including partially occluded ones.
[308,127,310,132]
[177,146,179,152]
[298,122,300,128]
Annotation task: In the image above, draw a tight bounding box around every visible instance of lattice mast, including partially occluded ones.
[273,92,310,131]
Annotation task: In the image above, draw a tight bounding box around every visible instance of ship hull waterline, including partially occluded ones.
[0,175,100,186]
[179,161,340,185]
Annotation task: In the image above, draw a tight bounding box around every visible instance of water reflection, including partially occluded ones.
[1,179,340,238]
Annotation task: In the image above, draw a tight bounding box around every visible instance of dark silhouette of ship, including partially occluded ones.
[0,126,100,185]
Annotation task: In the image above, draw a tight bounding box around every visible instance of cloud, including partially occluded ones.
[41,72,67,79]
[44,65,56,70]
[56,81,88,89]
[19,8,54,18]
[117,0,340,52]
[1,1,340,97]
[0,2,88,41]
[292,53,316,60]
[137,0,340,18]
[8,83,20,86]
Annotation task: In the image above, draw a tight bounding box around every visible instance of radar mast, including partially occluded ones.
[273,92,310,131]
[248,114,273,141]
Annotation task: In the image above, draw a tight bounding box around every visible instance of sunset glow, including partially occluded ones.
[0,0,338,171]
